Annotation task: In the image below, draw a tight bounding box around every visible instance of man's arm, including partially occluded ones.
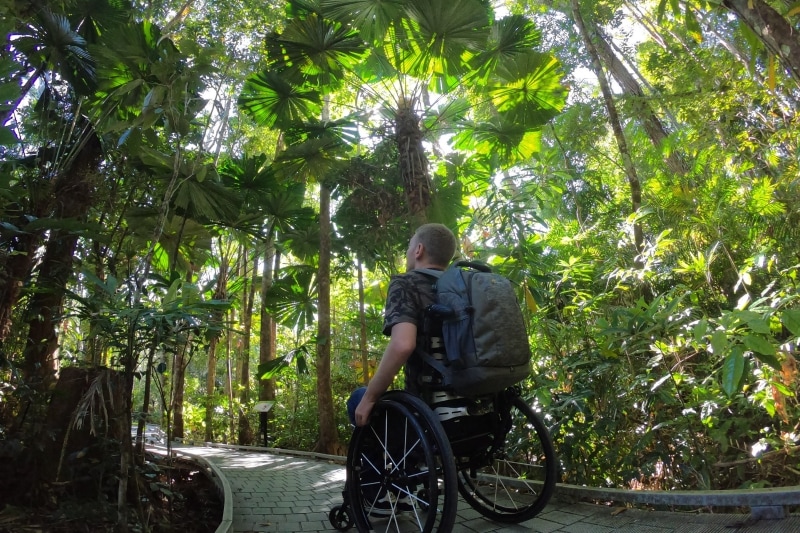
[353,322,417,426]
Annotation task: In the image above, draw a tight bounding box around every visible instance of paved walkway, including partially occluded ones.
[178,445,800,533]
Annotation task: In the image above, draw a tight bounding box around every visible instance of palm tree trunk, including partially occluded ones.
[395,99,432,223]
[22,130,102,391]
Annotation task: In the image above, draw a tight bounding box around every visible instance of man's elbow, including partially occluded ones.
[389,337,416,358]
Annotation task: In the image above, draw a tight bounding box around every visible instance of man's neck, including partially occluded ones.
[414,262,445,271]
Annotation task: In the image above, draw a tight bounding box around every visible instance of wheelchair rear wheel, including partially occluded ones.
[346,391,458,533]
[456,389,557,523]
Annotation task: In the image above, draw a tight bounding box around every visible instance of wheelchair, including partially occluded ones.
[328,380,558,532]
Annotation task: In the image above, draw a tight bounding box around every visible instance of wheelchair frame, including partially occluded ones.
[329,386,557,533]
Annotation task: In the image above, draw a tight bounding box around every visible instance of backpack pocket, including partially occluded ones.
[441,310,476,368]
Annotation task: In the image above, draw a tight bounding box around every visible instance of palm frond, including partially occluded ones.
[320,0,405,43]
[265,15,367,88]
[238,71,321,129]
[470,15,543,81]
[488,51,567,126]
[404,0,489,79]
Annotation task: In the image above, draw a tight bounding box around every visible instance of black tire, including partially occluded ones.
[456,389,557,523]
[329,504,354,531]
[347,391,458,533]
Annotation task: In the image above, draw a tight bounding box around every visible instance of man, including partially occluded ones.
[349,223,457,427]
[344,224,457,517]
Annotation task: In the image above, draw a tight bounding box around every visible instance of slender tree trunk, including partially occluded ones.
[697,10,761,79]
[0,62,44,126]
[722,0,800,86]
[135,336,159,458]
[259,238,277,446]
[590,23,688,176]
[205,250,229,442]
[171,340,190,439]
[357,258,370,385]
[117,309,141,533]
[623,1,668,50]
[205,335,219,442]
[238,247,258,444]
[225,309,235,442]
[312,96,339,455]
[315,182,339,454]
[571,0,645,262]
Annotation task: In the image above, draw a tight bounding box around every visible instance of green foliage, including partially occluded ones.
[4,0,800,510]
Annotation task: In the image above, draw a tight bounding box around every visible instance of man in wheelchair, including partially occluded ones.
[347,223,457,516]
[335,224,556,532]
[350,223,457,427]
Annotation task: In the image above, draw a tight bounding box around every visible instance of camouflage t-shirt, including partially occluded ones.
[382,270,440,393]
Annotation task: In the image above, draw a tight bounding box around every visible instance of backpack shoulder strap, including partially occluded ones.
[412,268,451,377]
[452,260,491,273]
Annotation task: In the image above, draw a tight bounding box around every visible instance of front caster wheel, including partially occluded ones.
[329,504,353,531]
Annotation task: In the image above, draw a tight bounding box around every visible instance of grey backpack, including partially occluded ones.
[418,261,531,396]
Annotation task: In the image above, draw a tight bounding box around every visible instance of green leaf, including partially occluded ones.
[650,373,672,392]
[683,6,703,43]
[745,317,770,335]
[0,81,18,102]
[238,71,321,129]
[742,334,775,356]
[321,0,405,43]
[693,318,708,344]
[710,329,727,356]
[781,309,800,336]
[743,334,781,370]
[722,345,745,397]
[403,0,490,79]
[489,51,567,124]
[265,14,366,87]
[258,358,290,379]
[0,126,19,145]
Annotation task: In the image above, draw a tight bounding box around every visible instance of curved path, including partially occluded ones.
[175,444,800,533]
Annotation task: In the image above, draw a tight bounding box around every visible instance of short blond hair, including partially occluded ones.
[415,224,456,267]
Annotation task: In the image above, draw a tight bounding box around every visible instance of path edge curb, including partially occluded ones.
[166,445,234,533]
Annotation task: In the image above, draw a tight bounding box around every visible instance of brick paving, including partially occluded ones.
[178,445,800,533]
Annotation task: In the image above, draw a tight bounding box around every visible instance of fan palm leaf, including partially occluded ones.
[264,266,317,332]
[320,0,405,43]
[264,14,366,88]
[11,8,96,98]
[238,71,321,129]
[403,0,488,79]
[471,15,543,82]
[488,51,567,126]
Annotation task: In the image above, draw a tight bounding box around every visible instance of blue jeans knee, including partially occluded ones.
[347,386,367,426]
